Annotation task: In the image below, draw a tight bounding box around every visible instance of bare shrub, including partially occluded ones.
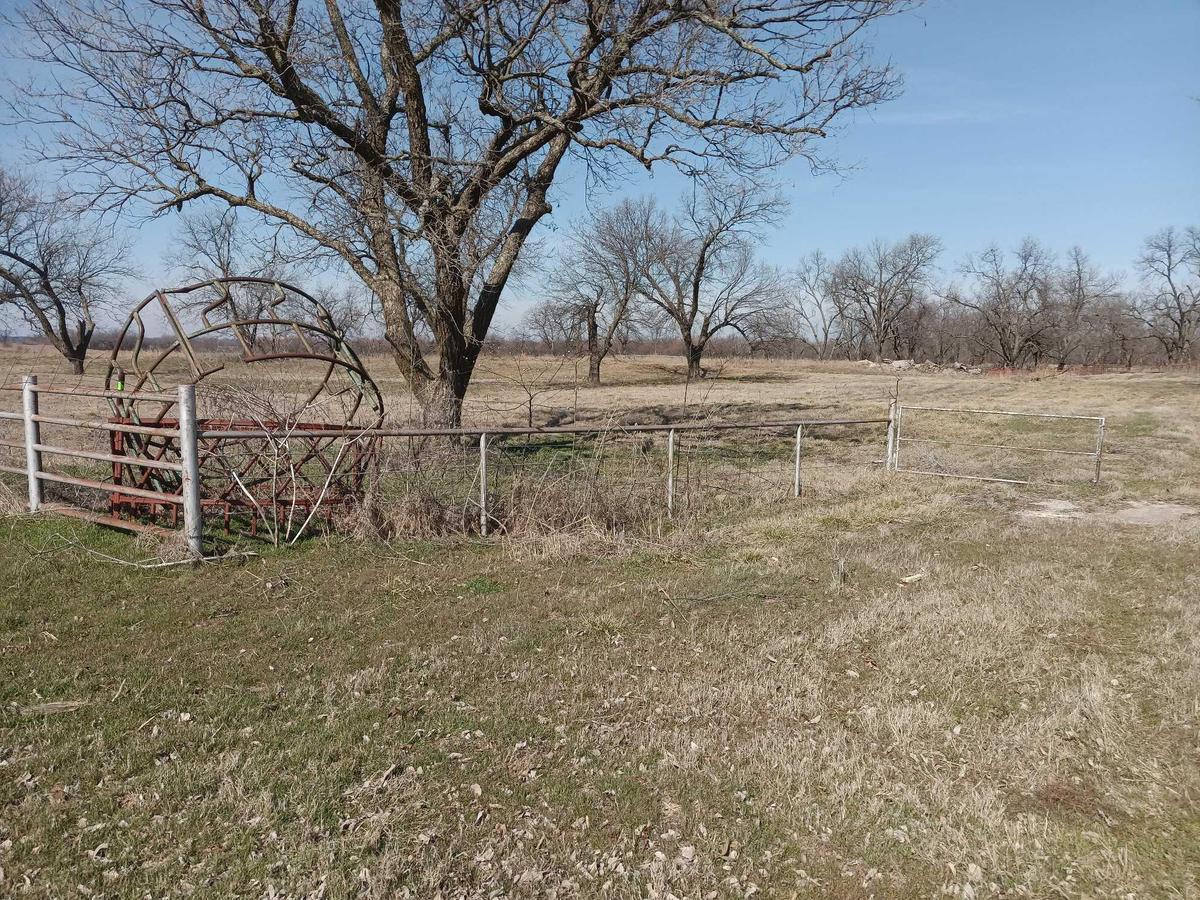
[197,382,379,545]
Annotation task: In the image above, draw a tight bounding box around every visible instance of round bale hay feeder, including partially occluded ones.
[104,277,384,536]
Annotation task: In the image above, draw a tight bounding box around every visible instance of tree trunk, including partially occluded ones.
[686,344,704,379]
[420,339,475,429]
[57,331,90,376]
[421,376,465,429]
[586,308,602,386]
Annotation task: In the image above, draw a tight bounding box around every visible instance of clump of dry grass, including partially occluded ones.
[130,526,197,563]
[0,479,23,515]
[354,487,476,539]
[487,466,666,536]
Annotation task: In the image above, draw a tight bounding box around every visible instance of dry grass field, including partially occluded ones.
[2,346,1199,898]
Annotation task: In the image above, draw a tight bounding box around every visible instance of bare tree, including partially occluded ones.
[547,198,654,385]
[786,251,843,359]
[14,0,912,424]
[522,299,585,354]
[639,183,785,378]
[167,207,305,350]
[1130,226,1200,363]
[170,208,297,285]
[1047,246,1118,370]
[946,239,1056,369]
[890,296,936,360]
[0,167,130,374]
[1093,296,1145,369]
[922,299,974,365]
[829,234,941,363]
[311,283,377,340]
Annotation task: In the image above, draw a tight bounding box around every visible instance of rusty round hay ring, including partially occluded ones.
[103,277,384,533]
[103,276,383,420]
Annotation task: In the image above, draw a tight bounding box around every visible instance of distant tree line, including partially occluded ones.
[518,185,1199,382]
[4,163,1196,385]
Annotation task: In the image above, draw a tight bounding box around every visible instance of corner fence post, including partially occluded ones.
[885,399,897,472]
[21,374,42,512]
[793,424,804,498]
[1092,416,1106,484]
[178,383,203,558]
[479,432,489,536]
[666,428,676,519]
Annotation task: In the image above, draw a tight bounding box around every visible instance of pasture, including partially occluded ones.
[2,351,1199,898]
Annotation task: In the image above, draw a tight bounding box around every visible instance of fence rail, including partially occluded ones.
[193,417,887,440]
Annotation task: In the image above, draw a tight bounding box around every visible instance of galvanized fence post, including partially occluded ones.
[21,374,42,512]
[666,428,676,519]
[479,432,489,536]
[177,383,203,558]
[1092,416,1106,484]
[793,424,804,498]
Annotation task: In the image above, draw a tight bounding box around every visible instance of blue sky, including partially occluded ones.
[544,0,1200,296]
[2,0,1198,331]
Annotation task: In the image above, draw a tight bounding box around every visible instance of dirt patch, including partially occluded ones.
[1020,499,1084,520]
[1020,499,1199,526]
[1100,501,1199,526]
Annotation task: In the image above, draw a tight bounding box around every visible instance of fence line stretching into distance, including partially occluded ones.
[0,374,1110,557]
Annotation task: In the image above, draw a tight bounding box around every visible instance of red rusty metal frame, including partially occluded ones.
[110,420,380,535]
[104,278,384,534]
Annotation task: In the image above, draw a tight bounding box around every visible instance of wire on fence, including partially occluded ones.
[890,404,1105,484]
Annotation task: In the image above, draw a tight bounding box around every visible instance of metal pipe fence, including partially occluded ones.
[1,373,1115,555]
[0,373,892,549]
[348,417,890,538]
[0,376,203,556]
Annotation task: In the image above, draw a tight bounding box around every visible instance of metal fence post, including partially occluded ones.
[793,424,804,498]
[21,374,42,512]
[177,383,203,558]
[885,399,897,472]
[479,432,489,536]
[892,403,904,472]
[666,428,676,519]
[1092,416,1106,484]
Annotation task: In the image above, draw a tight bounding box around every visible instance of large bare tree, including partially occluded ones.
[1047,246,1118,370]
[639,182,785,378]
[829,234,940,362]
[1130,226,1200,364]
[0,167,130,374]
[945,239,1056,369]
[545,198,655,385]
[786,250,843,359]
[14,0,912,424]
